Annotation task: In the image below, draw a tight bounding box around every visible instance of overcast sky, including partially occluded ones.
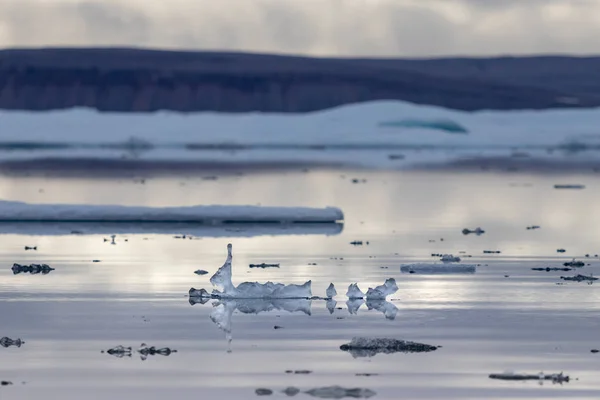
[1,0,599,57]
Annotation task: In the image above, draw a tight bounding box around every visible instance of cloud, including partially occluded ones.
[0,0,599,56]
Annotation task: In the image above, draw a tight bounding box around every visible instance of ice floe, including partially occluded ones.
[340,337,438,358]
[0,201,343,223]
[489,371,570,383]
[401,263,476,274]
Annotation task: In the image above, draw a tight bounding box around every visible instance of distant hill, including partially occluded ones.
[1,48,599,113]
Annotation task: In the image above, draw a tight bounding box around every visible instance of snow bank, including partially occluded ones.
[0,200,343,223]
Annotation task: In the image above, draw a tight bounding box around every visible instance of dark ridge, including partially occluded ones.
[1,47,600,112]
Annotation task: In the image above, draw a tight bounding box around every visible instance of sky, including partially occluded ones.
[0,0,599,57]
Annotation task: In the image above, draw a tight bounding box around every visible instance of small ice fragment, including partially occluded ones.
[346,283,365,299]
[462,227,485,235]
[304,385,376,399]
[11,263,54,275]
[249,263,280,269]
[0,337,23,348]
[440,254,460,263]
[401,263,476,274]
[340,337,438,358]
[365,278,398,300]
[137,343,177,360]
[105,345,132,358]
[560,274,597,282]
[563,259,585,267]
[489,371,570,383]
[189,287,210,298]
[255,388,273,396]
[326,283,337,298]
[282,387,301,397]
[554,184,585,189]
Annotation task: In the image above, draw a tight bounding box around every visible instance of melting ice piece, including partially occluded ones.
[440,254,461,263]
[340,337,438,358]
[401,263,476,274]
[365,278,398,300]
[305,386,376,399]
[560,274,598,282]
[11,263,55,275]
[326,283,337,298]
[200,244,312,299]
[105,345,132,358]
[0,337,24,348]
[137,343,177,360]
[346,283,365,299]
[489,371,570,383]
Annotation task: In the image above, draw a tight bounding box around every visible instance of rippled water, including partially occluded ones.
[1,170,599,399]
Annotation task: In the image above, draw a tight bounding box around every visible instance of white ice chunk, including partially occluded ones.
[0,200,343,223]
[346,283,365,299]
[365,278,398,300]
[193,243,312,299]
[401,263,476,274]
[326,283,337,298]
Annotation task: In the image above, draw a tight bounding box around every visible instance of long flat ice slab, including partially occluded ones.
[401,263,476,274]
[0,201,343,223]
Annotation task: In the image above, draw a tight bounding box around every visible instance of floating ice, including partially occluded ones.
[0,337,23,348]
[364,278,398,300]
[401,263,476,274]
[305,386,376,399]
[191,244,312,299]
[489,371,570,383]
[340,337,438,358]
[326,283,337,298]
[440,254,461,263]
[560,274,597,282]
[11,263,55,275]
[0,201,343,224]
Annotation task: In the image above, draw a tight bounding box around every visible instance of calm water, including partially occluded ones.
[1,170,599,399]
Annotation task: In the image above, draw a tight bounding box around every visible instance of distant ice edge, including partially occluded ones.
[0,200,343,223]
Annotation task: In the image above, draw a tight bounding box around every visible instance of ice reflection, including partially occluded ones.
[189,297,398,351]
